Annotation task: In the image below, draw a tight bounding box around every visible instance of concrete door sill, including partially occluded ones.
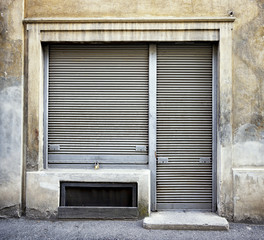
[143,211,229,231]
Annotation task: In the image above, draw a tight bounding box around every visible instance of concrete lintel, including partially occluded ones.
[143,211,229,230]
[23,17,236,24]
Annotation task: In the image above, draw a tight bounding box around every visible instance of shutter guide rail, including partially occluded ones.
[149,44,157,211]
[43,45,49,169]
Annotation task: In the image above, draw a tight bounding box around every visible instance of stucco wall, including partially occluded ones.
[25,0,232,18]
[0,0,23,217]
[233,169,264,223]
[231,1,264,223]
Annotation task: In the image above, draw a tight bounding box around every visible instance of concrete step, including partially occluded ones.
[143,211,229,231]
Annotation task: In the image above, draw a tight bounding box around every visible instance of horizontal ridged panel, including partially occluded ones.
[48,44,148,158]
[157,43,213,209]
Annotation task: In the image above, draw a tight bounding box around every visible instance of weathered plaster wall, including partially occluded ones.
[233,169,264,223]
[232,1,264,167]
[230,0,264,223]
[0,0,23,217]
[24,0,264,222]
[25,0,232,18]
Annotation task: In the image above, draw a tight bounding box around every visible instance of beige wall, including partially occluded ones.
[25,0,231,18]
[0,0,24,217]
[233,169,264,223]
[229,1,264,223]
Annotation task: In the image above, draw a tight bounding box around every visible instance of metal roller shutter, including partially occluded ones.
[156,43,213,210]
[47,44,149,164]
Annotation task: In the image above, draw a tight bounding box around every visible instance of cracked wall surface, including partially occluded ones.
[0,0,24,217]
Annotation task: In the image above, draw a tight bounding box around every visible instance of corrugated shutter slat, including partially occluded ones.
[157,44,213,210]
[48,45,149,160]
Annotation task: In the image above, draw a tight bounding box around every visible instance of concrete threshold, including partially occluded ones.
[143,211,229,231]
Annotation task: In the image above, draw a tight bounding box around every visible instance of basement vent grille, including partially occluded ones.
[58,182,138,219]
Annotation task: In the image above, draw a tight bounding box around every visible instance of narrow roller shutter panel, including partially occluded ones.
[156,43,213,210]
[48,44,149,164]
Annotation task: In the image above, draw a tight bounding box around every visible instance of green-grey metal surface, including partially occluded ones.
[48,44,149,164]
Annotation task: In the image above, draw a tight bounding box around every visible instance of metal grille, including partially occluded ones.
[48,44,149,164]
[156,43,213,210]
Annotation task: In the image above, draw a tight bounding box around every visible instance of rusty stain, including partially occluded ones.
[35,129,39,139]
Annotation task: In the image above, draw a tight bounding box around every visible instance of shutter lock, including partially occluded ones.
[135,145,147,152]
[49,144,60,151]
[158,157,169,164]
[199,157,211,163]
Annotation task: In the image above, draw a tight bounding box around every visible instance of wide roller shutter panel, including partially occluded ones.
[47,44,149,164]
[156,43,213,210]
